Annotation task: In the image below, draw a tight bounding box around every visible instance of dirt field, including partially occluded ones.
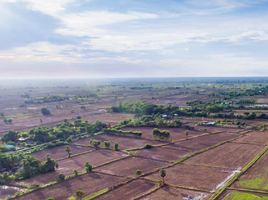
[184,143,264,169]
[139,185,211,200]
[75,134,166,150]
[30,145,92,161]
[233,131,268,145]
[20,150,128,185]
[15,172,129,200]
[121,127,203,141]
[0,186,26,200]
[95,157,168,177]
[130,147,190,162]
[145,163,233,191]
[218,190,268,200]
[95,179,156,200]
[231,150,268,191]
[163,132,240,152]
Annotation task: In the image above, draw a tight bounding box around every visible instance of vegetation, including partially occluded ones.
[152,128,170,140]
[114,142,119,151]
[41,108,51,115]
[85,162,92,173]
[159,169,166,185]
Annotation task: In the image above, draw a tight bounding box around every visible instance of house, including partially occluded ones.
[5,145,15,150]
[174,114,178,117]
[202,121,216,126]
[162,114,167,118]
[26,140,34,144]
[17,137,28,142]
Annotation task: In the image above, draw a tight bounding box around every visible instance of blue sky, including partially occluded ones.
[1,0,268,79]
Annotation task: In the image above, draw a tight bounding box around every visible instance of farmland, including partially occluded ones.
[2,78,268,200]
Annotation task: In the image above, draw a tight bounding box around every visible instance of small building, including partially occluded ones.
[5,145,15,149]
[26,140,34,144]
[202,121,216,126]
[174,114,178,117]
[162,114,168,118]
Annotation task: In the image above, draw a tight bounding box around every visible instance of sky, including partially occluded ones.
[1,0,268,79]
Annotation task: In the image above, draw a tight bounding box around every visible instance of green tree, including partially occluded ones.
[73,169,78,176]
[136,170,142,176]
[92,140,101,150]
[114,142,119,151]
[76,190,84,200]
[159,169,166,184]
[65,145,72,158]
[185,130,189,139]
[41,107,51,115]
[104,141,111,149]
[66,137,73,144]
[46,198,54,200]
[59,173,65,181]
[85,162,92,173]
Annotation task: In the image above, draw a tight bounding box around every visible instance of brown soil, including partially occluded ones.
[0,185,26,200]
[130,147,190,162]
[95,179,156,200]
[164,132,240,151]
[231,150,268,190]
[121,127,202,141]
[75,134,166,150]
[138,185,211,200]
[95,157,168,177]
[21,150,128,185]
[31,145,92,161]
[184,143,264,169]
[233,131,268,145]
[145,163,233,191]
[15,172,128,200]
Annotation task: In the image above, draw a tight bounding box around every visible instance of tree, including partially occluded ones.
[136,170,142,176]
[104,141,111,149]
[159,169,166,185]
[66,137,73,144]
[65,145,72,158]
[85,162,92,173]
[59,173,65,181]
[46,198,54,200]
[41,108,51,115]
[185,130,189,139]
[80,106,86,110]
[86,124,95,135]
[114,142,119,151]
[92,140,101,150]
[76,190,84,200]
[73,169,78,176]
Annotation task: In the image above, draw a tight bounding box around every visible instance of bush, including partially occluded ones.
[114,142,119,151]
[136,170,142,176]
[59,173,65,181]
[41,108,51,115]
[144,144,153,149]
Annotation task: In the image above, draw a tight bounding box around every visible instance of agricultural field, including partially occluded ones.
[75,134,166,150]
[2,78,268,200]
[185,142,264,169]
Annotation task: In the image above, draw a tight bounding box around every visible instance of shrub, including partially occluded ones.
[136,170,142,176]
[114,142,119,151]
[59,173,65,181]
[41,108,50,115]
[144,144,153,149]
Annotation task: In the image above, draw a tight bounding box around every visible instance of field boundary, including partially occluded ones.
[209,144,268,200]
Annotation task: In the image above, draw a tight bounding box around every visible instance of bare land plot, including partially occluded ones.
[75,134,166,150]
[163,132,240,152]
[121,127,202,141]
[130,147,190,162]
[138,186,211,200]
[233,131,268,145]
[30,145,92,161]
[82,113,134,125]
[95,157,168,177]
[218,190,268,200]
[231,150,268,191]
[145,164,233,191]
[20,150,128,185]
[0,185,26,200]
[95,179,156,200]
[15,172,128,200]
[194,126,242,133]
[185,143,264,169]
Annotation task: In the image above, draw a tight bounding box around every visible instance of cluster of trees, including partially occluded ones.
[0,153,58,183]
[152,128,170,140]
[104,128,142,137]
[41,108,51,115]
[25,95,68,104]
[1,119,106,147]
[89,139,119,150]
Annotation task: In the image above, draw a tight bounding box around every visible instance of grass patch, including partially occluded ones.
[222,191,268,200]
[82,188,109,200]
